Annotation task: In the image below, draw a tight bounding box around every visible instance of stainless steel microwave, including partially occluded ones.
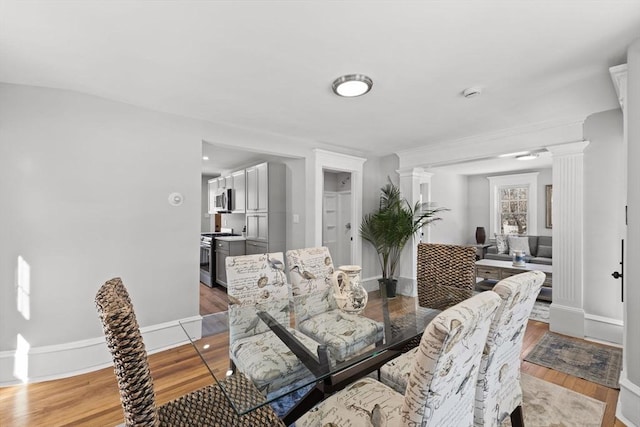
[214,188,233,212]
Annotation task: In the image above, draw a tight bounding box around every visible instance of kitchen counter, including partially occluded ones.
[214,236,246,242]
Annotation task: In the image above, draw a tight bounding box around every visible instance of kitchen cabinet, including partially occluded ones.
[207,177,222,214]
[244,162,286,253]
[214,238,245,287]
[231,170,245,213]
[245,240,268,255]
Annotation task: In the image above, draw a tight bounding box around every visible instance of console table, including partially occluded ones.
[475,259,552,302]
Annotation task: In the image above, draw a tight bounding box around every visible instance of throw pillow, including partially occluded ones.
[537,245,552,258]
[495,234,509,254]
[508,235,531,256]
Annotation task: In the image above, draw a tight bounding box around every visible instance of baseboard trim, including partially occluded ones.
[549,303,585,337]
[584,313,623,345]
[617,373,640,427]
[0,315,202,386]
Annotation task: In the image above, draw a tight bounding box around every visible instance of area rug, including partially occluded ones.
[502,373,606,427]
[529,300,550,323]
[525,332,622,388]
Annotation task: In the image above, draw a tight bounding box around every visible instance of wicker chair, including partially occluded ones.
[95,277,285,427]
[417,243,477,311]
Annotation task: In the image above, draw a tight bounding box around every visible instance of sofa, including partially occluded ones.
[485,235,552,265]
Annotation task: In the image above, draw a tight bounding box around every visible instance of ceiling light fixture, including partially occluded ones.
[516,153,539,161]
[202,156,209,160]
[498,151,529,158]
[332,74,373,97]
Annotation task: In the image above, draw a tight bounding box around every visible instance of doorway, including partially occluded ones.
[322,171,352,267]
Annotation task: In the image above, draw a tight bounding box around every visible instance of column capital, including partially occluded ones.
[396,167,433,181]
[547,140,590,156]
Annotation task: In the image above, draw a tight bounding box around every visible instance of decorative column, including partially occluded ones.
[615,38,640,426]
[397,168,433,296]
[546,141,589,338]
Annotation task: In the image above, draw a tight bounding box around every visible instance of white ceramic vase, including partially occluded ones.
[331,265,368,314]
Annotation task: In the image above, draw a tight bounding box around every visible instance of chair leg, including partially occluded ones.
[510,405,524,427]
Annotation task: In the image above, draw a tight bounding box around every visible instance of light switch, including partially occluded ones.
[293,214,300,224]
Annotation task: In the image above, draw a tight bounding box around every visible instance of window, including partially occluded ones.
[499,186,529,234]
[488,173,538,236]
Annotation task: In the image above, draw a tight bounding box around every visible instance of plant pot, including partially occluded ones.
[378,278,398,299]
[475,226,486,244]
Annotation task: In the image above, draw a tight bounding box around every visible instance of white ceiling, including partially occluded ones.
[2,1,638,175]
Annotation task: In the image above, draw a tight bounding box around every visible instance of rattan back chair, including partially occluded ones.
[96,277,285,427]
[417,243,477,311]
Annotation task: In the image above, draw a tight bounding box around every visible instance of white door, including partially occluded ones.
[322,192,337,258]
[336,191,352,267]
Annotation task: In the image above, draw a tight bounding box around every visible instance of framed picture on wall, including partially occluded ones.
[545,185,553,229]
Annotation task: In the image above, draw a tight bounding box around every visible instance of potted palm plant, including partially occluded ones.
[360,180,447,297]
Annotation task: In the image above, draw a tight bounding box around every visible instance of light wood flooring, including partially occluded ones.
[0,283,625,426]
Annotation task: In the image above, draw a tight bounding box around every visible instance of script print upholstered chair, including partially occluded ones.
[417,243,477,311]
[474,271,545,427]
[285,246,384,362]
[226,252,323,397]
[95,277,284,427]
[296,291,501,426]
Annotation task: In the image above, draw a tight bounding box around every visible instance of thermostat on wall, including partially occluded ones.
[168,192,184,206]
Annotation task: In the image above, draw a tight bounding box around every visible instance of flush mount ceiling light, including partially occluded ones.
[332,74,373,97]
[516,153,539,161]
[498,151,529,158]
[462,86,483,98]
[202,156,209,160]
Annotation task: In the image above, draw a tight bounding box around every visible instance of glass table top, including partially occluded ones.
[179,289,440,415]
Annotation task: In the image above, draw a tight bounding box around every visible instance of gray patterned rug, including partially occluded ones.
[502,373,605,426]
[525,332,623,388]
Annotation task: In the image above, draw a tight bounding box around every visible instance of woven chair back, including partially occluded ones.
[95,277,158,426]
[417,243,477,310]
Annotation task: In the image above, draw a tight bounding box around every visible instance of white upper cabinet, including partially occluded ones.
[232,170,246,213]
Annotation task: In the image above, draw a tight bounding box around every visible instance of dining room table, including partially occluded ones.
[179,284,441,425]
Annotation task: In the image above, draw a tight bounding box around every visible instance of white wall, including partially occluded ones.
[0,83,202,382]
[466,168,552,242]
[201,175,216,232]
[429,172,468,244]
[361,154,399,281]
[583,109,625,327]
[284,158,306,252]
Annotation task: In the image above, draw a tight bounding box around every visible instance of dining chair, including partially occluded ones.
[95,277,284,427]
[474,271,545,427]
[285,246,384,362]
[417,243,477,310]
[226,252,324,397]
[296,291,501,426]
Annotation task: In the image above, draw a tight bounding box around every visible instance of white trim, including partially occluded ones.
[0,315,202,386]
[584,313,623,345]
[549,303,585,338]
[487,172,539,237]
[313,149,366,267]
[617,373,640,427]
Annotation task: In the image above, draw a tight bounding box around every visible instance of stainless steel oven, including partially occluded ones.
[200,235,213,286]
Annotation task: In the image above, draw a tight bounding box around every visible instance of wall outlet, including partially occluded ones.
[293,214,300,224]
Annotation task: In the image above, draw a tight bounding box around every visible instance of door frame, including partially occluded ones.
[312,149,365,267]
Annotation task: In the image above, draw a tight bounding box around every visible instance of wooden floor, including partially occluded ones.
[0,283,625,427]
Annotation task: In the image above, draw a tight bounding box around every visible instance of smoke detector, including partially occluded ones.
[462,87,482,98]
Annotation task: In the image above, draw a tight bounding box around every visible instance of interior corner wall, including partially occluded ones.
[429,172,468,244]
[201,175,216,232]
[583,109,625,331]
[361,154,399,280]
[0,83,202,383]
[284,157,306,252]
